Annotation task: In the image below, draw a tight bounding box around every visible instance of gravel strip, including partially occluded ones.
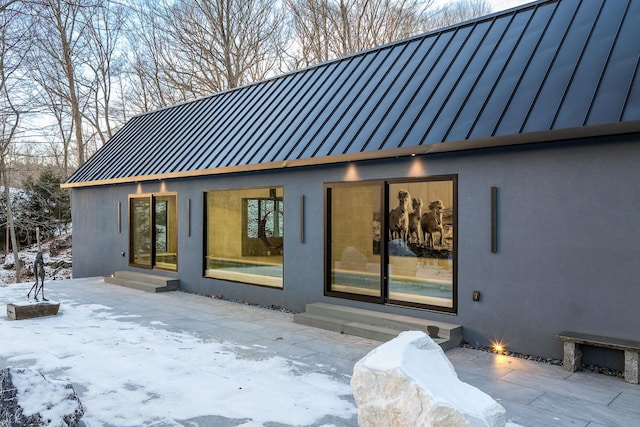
[461,342,624,378]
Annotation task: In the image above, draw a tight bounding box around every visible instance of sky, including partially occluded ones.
[489,0,533,12]
[434,0,532,12]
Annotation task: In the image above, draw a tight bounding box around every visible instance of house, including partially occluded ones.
[63,0,640,369]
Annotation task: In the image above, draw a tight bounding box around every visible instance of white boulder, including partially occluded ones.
[351,331,505,427]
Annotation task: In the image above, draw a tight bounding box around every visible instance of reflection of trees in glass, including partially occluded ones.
[246,199,283,238]
[155,200,168,252]
[134,200,151,252]
[372,211,381,255]
[130,195,177,269]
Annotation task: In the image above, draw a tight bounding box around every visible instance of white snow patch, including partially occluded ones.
[0,283,355,426]
[10,368,80,424]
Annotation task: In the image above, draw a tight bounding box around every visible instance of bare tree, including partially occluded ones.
[168,0,286,92]
[285,0,438,66]
[81,1,128,145]
[124,0,188,113]
[0,0,30,281]
[0,0,20,12]
[37,90,75,175]
[327,0,439,54]
[127,0,286,103]
[430,0,492,29]
[284,0,331,67]
[28,0,93,167]
[285,0,492,68]
[1,133,22,283]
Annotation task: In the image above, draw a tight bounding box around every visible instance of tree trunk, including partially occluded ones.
[67,47,85,167]
[1,159,21,283]
[55,0,85,166]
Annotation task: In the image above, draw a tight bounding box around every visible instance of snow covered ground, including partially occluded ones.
[1,237,509,426]
[0,280,362,426]
[0,229,73,285]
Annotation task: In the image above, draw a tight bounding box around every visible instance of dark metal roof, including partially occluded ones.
[64,0,640,187]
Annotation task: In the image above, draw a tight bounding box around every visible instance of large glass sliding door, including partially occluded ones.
[129,193,178,271]
[325,176,456,312]
[327,183,383,300]
[387,180,455,309]
[130,197,151,267]
[154,195,178,269]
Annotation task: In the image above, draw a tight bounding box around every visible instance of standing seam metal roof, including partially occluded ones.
[64,0,640,187]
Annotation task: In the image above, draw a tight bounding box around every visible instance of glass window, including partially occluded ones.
[129,193,178,271]
[130,197,151,267]
[327,184,383,299]
[387,180,455,309]
[325,177,456,312]
[205,187,284,288]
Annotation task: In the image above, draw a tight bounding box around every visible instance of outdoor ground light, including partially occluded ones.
[492,341,506,354]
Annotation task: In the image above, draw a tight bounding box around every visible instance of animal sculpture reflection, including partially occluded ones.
[421,200,444,248]
[388,190,411,241]
[407,197,423,244]
[27,252,48,301]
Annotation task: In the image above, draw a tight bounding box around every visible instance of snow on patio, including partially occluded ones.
[0,282,356,426]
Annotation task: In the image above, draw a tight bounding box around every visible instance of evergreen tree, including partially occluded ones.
[22,167,71,242]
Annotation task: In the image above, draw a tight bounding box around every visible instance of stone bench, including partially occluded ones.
[7,301,60,320]
[556,331,640,384]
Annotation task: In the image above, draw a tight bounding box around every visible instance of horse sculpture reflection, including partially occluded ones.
[421,200,444,248]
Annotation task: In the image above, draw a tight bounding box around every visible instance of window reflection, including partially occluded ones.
[130,198,151,267]
[154,195,178,270]
[387,181,454,308]
[326,178,456,312]
[329,184,382,297]
[129,194,177,270]
[205,187,284,288]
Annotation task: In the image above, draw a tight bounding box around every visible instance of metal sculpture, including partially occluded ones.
[27,252,47,301]
[27,227,48,301]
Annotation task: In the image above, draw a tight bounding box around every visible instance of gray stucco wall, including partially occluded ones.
[71,134,640,368]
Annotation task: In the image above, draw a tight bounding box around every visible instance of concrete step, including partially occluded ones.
[294,312,449,346]
[294,302,461,350]
[104,271,179,293]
